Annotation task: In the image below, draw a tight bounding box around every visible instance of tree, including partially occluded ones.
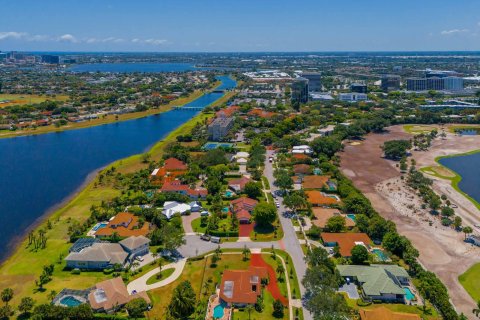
[473,300,480,318]
[272,299,284,318]
[18,297,35,315]
[0,305,13,319]
[310,136,342,158]
[283,193,307,213]
[0,288,13,306]
[126,298,148,319]
[344,194,372,216]
[463,226,473,240]
[382,139,411,160]
[453,216,462,230]
[325,215,346,232]
[368,216,395,240]
[167,281,196,319]
[274,170,293,191]
[253,203,277,227]
[441,206,454,217]
[242,245,250,261]
[429,196,442,213]
[351,245,369,265]
[244,181,263,200]
[245,304,254,320]
[276,264,285,279]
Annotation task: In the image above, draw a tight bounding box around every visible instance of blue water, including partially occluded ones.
[403,287,415,301]
[213,303,226,318]
[60,296,83,307]
[372,248,388,261]
[439,152,480,204]
[0,76,236,262]
[93,222,108,231]
[346,214,356,222]
[68,62,199,73]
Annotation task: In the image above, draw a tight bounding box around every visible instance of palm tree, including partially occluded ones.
[245,304,254,320]
[463,226,473,240]
[473,300,480,318]
[1,288,13,306]
[242,245,249,261]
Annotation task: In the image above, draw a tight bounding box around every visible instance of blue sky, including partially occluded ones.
[0,0,479,52]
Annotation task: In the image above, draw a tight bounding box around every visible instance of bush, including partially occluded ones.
[71,268,81,275]
[103,268,114,275]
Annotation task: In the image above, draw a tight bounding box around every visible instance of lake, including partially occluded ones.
[439,152,480,204]
[0,75,236,262]
[68,62,200,73]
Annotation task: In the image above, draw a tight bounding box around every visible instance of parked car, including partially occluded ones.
[211,236,221,243]
[135,256,144,262]
[200,234,211,241]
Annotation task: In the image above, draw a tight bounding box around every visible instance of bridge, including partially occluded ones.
[212,89,225,93]
[172,106,205,111]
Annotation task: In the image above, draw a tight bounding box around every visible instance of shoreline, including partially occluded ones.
[0,76,235,273]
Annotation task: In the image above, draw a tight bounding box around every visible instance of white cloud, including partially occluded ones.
[58,34,78,43]
[0,31,27,40]
[144,38,167,45]
[440,29,469,35]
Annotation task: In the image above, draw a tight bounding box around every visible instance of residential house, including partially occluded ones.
[230,197,258,224]
[318,125,336,137]
[312,208,355,229]
[65,242,128,270]
[228,176,252,193]
[337,264,410,303]
[119,236,150,262]
[219,267,268,306]
[359,307,421,320]
[302,175,336,191]
[94,212,150,238]
[189,201,202,212]
[291,145,313,155]
[88,277,151,313]
[217,105,240,118]
[306,190,340,207]
[321,233,372,257]
[293,164,311,175]
[150,157,188,184]
[162,201,192,219]
[247,108,278,119]
[160,181,208,200]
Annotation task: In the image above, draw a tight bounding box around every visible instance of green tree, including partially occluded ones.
[382,139,411,160]
[283,193,307,213]
[244,181,263,200]
[0,305,13,319]
[253,203,277,227]
[344,194,372,216]
[167,281,196,319]
[126,298,148,319]
[463,226,473,240]
[272,299,284,318]
[351,245,369,265]
[274,170,293,191]
[453,216,462,230]
[1,288,13,306]
[325,215,346,232]
[18,297,35,315]
[310,136,342,158]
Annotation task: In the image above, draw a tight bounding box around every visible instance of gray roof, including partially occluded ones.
[337,265,408,297]
[119,236,151,251]
[65,243,128,265]
[69,238,101,253]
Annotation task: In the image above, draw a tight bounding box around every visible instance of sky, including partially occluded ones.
[0,0,480,52]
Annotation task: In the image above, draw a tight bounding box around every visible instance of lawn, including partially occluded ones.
[191,216,207,233]
[262,249,301,300]
[0,93,69,108]
[459,262,480,302]
[251,221,284,242]
[231,291,287,320]
[146,268,175,285]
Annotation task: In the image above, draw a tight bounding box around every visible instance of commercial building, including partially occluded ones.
[350,83,368,93]
[339,93,368,102]
[381,75,401,92]
[207,116,234,141]
[302,72,322,92]
[406,76,464,92]
[443,77,464,91]
[291,78,309,104]
[41,55,60,64]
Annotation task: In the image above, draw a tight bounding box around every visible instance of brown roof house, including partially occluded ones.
[228,176,252,193]
[230,197,258,224]
[321,233,372,257]
[88,277,151,314]
[306,190,340,207]
[94,212,150,238]
[219,266,268,306]
[312,208,355,229]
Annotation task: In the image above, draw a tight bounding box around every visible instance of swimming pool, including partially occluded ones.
[213,303,226,318]
[222,207,229,213]
[372,248,388,261]
[203,142,234,150]
[59,296,83,307]
[403,287,415,301]
[92,222,108,231]
[346,214,356,222]
[225,191,233,197]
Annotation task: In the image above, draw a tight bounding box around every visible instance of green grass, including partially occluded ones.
[231,291,287,320]
[262,249,301,300]
[146,268,175,285]
[262,176,271,190]
[191,217,207,233]
[251,222,284,242]
[0,93,69,108]
[459,262,480,302]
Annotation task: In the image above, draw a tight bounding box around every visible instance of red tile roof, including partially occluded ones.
[321,233,372,257]
[216,105,240,118]
[163,158,188,171]
[306,190,339,206]
[247,108,278,119]
[95,212,150,238]
[228,177,252,191]
[293,164,311,175]
[231,197,258,213]
[302,175,329,189]
[219,266,268,304]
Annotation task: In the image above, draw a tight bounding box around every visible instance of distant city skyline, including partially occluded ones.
[1,0,480,52]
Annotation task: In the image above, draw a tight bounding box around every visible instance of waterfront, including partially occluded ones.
[0,75,236,262]
[439,151,480,205]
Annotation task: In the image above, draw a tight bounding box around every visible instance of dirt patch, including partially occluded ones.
[340,125,480,317]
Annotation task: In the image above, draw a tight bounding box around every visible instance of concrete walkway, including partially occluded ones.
[127,258,187,293]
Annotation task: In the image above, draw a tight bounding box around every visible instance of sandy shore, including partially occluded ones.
[340,125,480,318]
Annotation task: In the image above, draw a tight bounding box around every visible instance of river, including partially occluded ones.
[439,151,480,205]
[0,75,236,262]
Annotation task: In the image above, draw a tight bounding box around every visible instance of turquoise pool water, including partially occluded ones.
[60,296,82,307]
[372,248,388,261]
[93,222,108,231]
[203,142,233,150]
[403,287,415,301]
[346,214,356,222]
[213,303,225,318]
[222,207,229,213]
[225,191,233,197]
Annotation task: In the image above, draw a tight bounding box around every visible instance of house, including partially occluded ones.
[247,108,277,119]
[119,236,150,261]
[228,176,252,193]
[312,208,355,229]
[293,164,311,175]
[231,151,249,161]
[306,190,340,207]
[189,201,202,212]
[302,175,329,189]
[321,233,372,257]
[65,242,128,270]
[94,212,150,238]
[163,157,188,171]
[291,145,313,155]
[337,264,410,303]
[230,197,258,224]
[219,267,268,306]
[160,181,208,200]
[359,307,421,320]
[150,157,188,184]
[162,201,191,219]
[318,125,336,137]
[88,277,151,313]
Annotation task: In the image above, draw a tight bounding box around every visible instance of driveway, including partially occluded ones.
[127,258,187,293]
[338,282,360,299]
[182,211,200,235]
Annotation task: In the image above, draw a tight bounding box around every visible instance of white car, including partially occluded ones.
[276,203,280,208]
[135,256,144,262]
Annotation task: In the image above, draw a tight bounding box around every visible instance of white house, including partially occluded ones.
[318,125,336,137]
[188,201,202,212]
[236,157,248,165]
[292,145,313,155]
[162,201,191,219]
[231,151,249,161]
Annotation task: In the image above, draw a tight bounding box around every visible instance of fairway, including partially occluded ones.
[459,262,480,302]
[0,94,69,108]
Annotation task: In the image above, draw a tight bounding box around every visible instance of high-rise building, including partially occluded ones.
[426,70,458,78]
[350,83,368,93]
[406,78,427,91]
[302,72,322,92]
[443,77,464,91]
[291,78,309,104]
[381,75,401,92]
[41,55,60,64]
[406,76,463,91]
[207,117,234,141]
[426,77,444,91]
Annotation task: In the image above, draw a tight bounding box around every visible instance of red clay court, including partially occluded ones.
[250,254,288,305]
